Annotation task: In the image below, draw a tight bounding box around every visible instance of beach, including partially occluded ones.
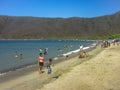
[0,44,120,90]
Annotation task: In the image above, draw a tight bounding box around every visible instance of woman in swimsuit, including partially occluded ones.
[38,53,44,74]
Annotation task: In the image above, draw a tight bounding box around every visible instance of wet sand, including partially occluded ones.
[1,44,120,90]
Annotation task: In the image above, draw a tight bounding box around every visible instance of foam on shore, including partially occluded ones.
[62,42,97,57]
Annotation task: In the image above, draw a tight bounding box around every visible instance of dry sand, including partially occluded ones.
[0,44,120,90]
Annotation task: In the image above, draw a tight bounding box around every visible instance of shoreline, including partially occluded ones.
[0,42,97,74]
[0,43,101,90]
[0,42,97,84]
[0,42,103,90]
[0,39,96,74]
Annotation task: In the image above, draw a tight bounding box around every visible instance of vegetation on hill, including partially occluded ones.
[0,11,120,40]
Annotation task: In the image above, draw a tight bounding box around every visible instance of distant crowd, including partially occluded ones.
[101,39,120,48]
[79,39,120,58]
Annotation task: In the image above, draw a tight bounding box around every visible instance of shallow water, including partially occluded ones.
[0,40,94,72]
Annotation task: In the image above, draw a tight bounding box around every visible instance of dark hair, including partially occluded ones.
[39,53,42,56]
[49,58,52,62]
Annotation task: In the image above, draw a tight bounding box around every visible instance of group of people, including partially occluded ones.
[112,39,120,46]
[14,51,23,60]
[38,48,53,75]
[101,40,111,48]
[101,39,120,48]
[39,48,48,55]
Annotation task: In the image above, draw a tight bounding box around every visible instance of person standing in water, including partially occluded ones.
[44,48,48,55]
[38,53,44,74]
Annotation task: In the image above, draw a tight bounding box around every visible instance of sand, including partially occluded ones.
[0,44,120,90]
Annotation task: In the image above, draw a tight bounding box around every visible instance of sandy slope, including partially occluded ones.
[0,45,120,90]
[40,45,120,90]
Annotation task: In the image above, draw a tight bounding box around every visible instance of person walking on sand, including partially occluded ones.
[38,53,44,74]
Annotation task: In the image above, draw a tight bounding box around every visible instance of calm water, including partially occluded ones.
[0,40,94,73]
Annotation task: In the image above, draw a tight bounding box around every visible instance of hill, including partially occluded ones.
[0,11,120,39]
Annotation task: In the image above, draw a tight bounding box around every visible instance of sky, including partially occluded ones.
[0,0,120,18]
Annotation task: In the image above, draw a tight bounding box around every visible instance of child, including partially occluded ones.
[47,58,53,74]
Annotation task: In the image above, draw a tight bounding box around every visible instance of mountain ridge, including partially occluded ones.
[0,11,120,40]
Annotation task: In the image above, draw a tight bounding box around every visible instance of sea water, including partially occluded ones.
[0,40,95,73]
